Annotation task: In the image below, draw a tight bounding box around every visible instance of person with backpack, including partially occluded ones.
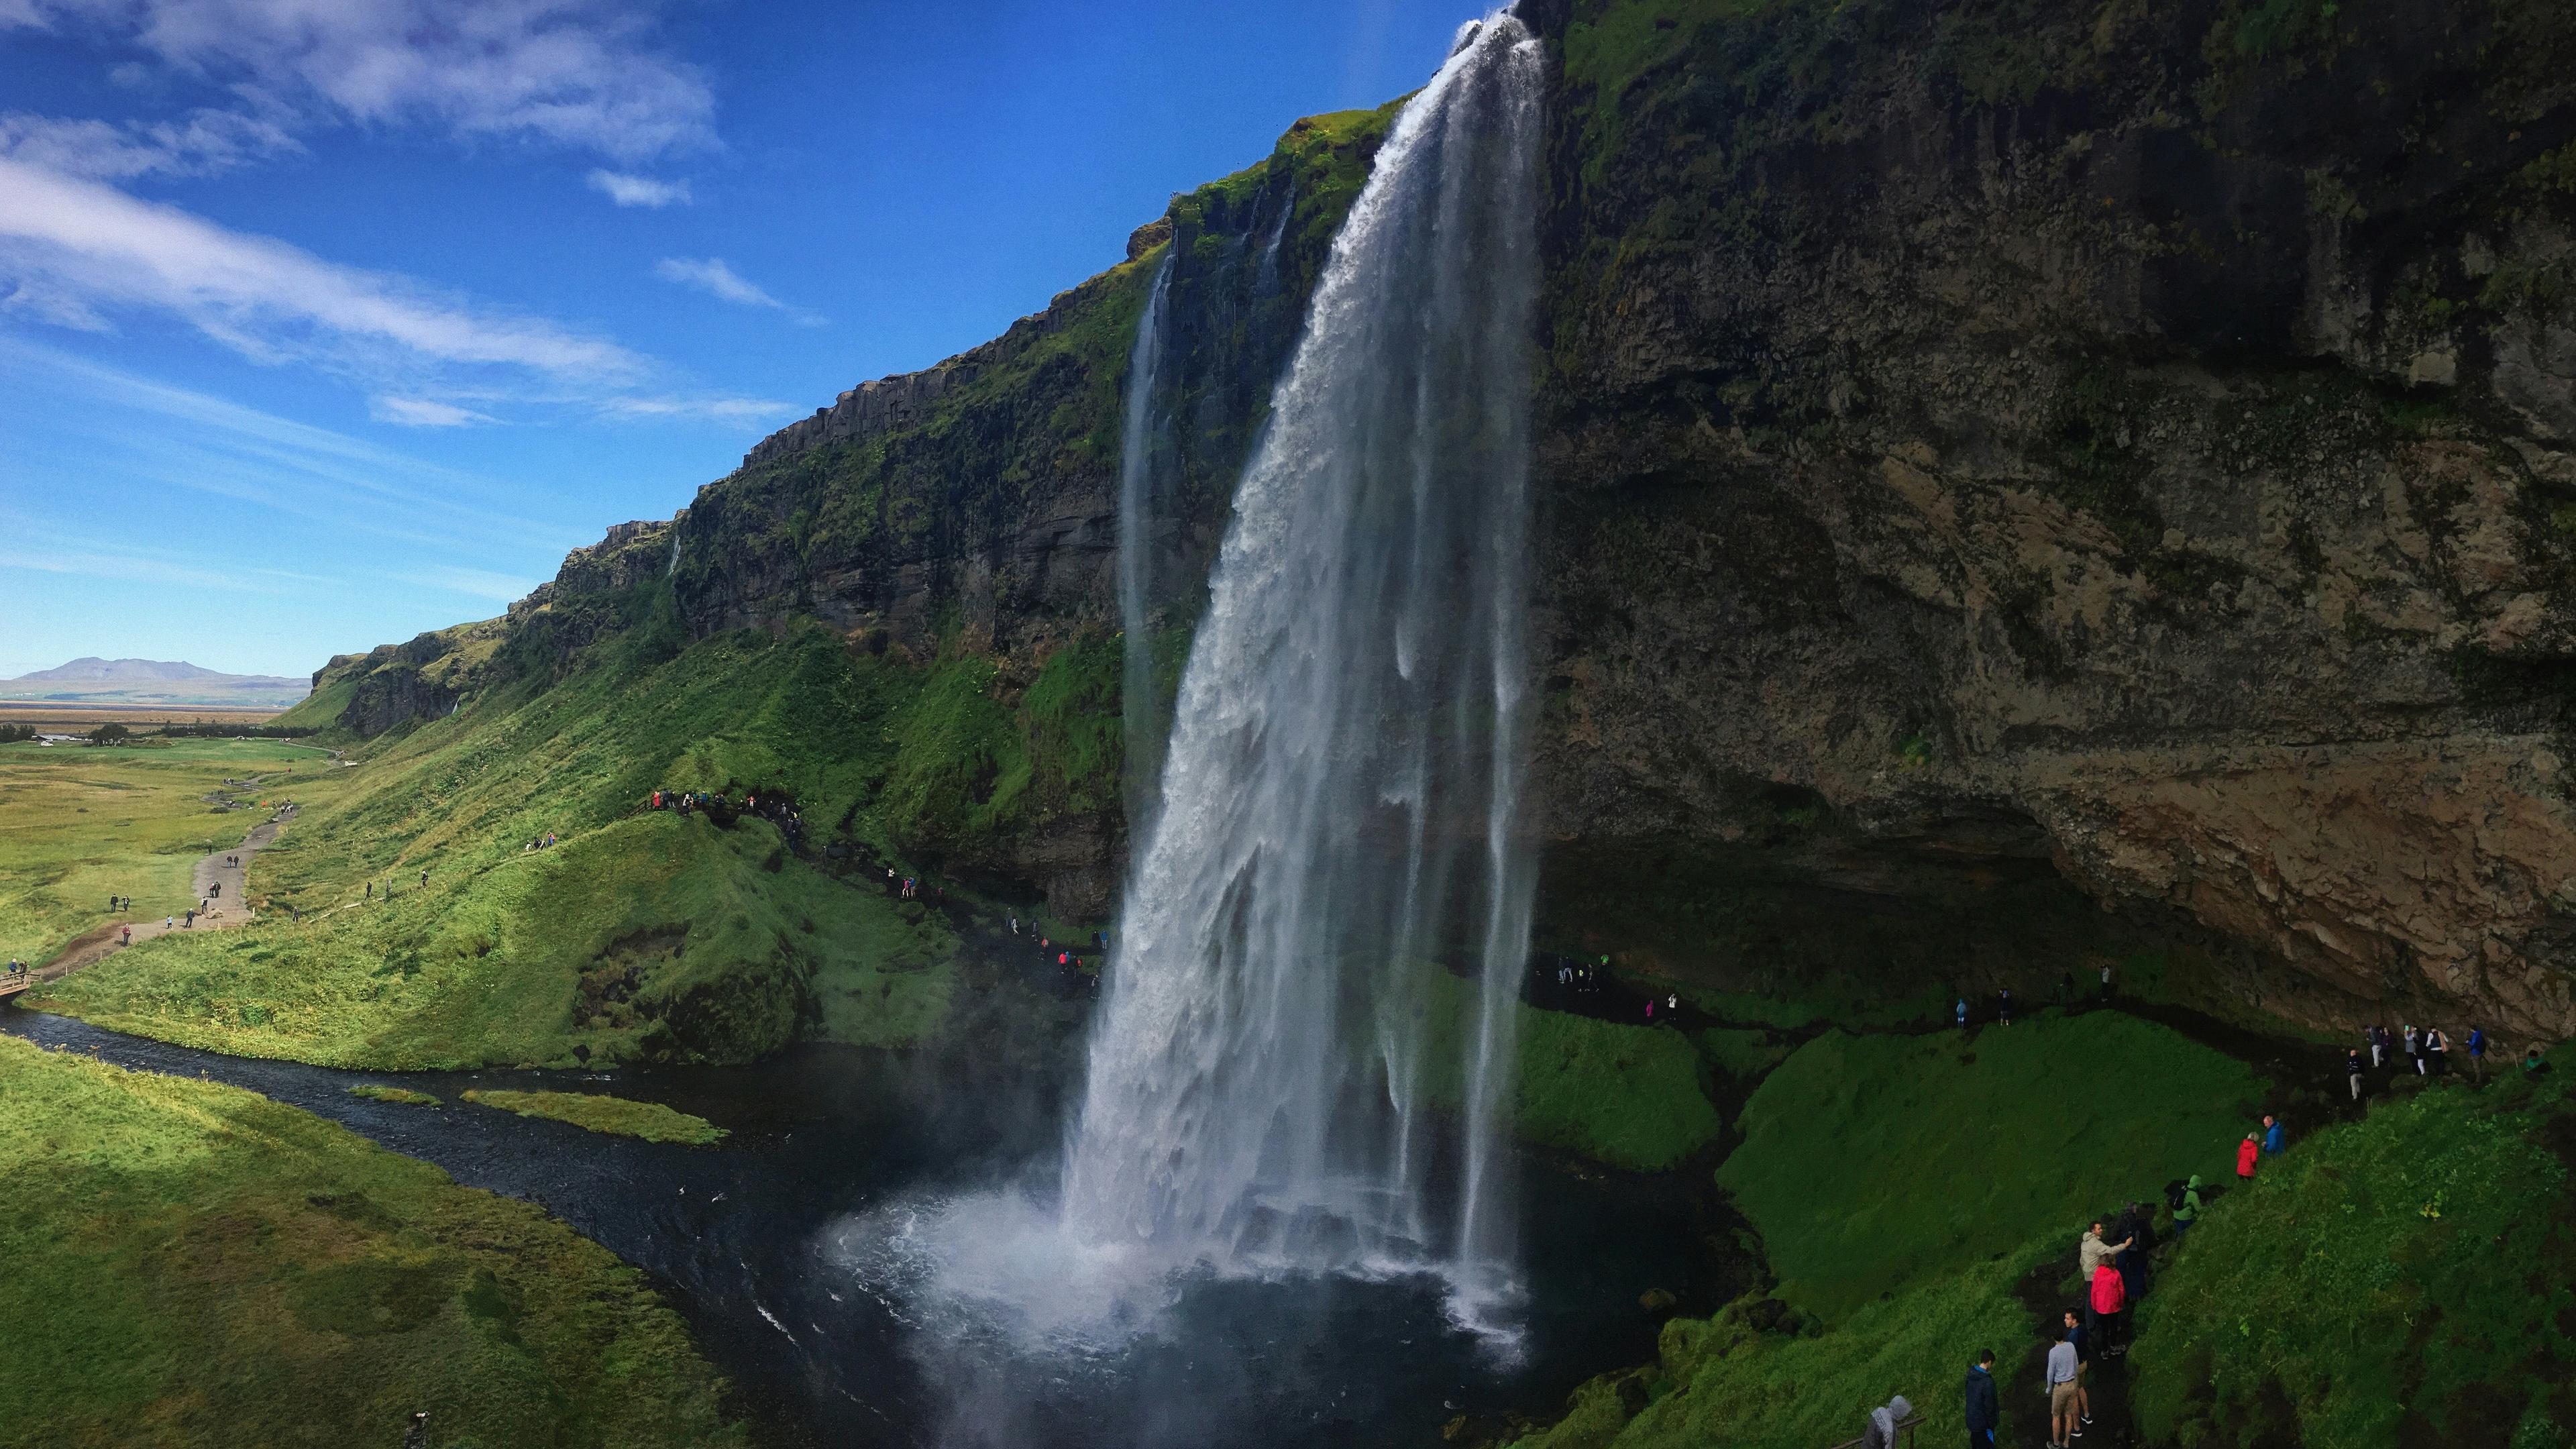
[1964,1350,2000,1448]
[2236,1132,2260,1180]
[2116,1202,2153,1301]
[1861,1394,1913,1449]
[2426,1026,2449,1077]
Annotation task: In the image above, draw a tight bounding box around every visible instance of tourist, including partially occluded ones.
[366,881,373,899]
[2171,1175,2202,1240]
[2467,1026,2488,1081]
[2100,962,2113,1002]
[2089,1254,2129,1358]
[1962,1350,1999,1448]
[1957,996,1968,1028]
[1998,987,2012,1025]
[2403,1024,2422,1074]
[2526,1046,2553,1078]
[2368,1024,2386,1069]
[120,926,131,946]
[2063,1309,2093,1433]
[2261,1114,2284,1155]
[1644,998,1654,1020]
[2118,1201,2153,1301]
[2426,1026,2449,1077]
[2078,1220,2129,1281]
[165,916,174,930]
[1862,1393,1913,1449]
[2347,1049,2365,1102]
[1666,992,1679,1014]
[2047,1326,2081,1446]
[2236,1132,2259,1181]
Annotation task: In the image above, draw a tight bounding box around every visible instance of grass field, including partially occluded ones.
[2133,1071,2576,1448]
[0,737,331,964]
[1514,1009,2273,1449]
[0,1034,740,1449]
[460,1089,727,1145]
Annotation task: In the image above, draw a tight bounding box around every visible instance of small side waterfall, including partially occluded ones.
[1117,256,1175,832]
[1065,13,1545,1324]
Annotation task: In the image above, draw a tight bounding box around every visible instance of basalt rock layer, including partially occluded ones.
[315,0,2576,1040]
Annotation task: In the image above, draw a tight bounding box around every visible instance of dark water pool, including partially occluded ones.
[2,1010,1735,1448]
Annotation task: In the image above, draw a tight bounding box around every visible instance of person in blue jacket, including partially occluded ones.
[1962,1350,1999,1447]
[2261,1114,2285,1155]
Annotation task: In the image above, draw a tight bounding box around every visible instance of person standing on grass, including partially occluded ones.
[1964,1350,1999,1448]
[2236,1132,2260,1181]
[2347,1048,2365,1102]
[2047,1327,2081,1446]
[2262,1114,2284,1155]
[2467,1026,2487,1081]
[2171,1173,2203,1240]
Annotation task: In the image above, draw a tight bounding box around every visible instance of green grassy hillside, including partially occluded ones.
[40,625,973,1069]
[1515,1010,2271,1449]
[0,1036,739,1449]
[2133,1071,2576,1448]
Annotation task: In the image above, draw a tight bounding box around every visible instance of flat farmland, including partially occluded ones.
[0,738,329,963]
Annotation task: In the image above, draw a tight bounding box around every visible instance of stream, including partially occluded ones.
[1,1009,1737,1448]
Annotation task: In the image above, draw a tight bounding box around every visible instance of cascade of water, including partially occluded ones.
[1065,13,1545,1325]
[1117,256,1176,833]
[1254,180,1295,297]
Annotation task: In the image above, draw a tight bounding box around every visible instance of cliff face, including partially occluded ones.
[345,0,2576,1038]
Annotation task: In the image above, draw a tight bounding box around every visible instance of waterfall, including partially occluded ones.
[1117,256,1175,833]
[1065,13,1544,1324]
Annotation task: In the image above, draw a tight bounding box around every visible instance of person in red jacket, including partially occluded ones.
[2089,1259,2130,1357]
[2236,1132,2260,1180]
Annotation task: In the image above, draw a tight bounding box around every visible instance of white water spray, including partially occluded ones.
[1067,13,1546,1326]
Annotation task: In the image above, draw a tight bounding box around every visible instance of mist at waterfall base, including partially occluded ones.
[828,15,1556,1446]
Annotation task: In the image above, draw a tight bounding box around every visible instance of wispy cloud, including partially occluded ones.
[0,107,301,180]
[370,395,494,427]
[0,157,646,385]
[588,168,691,207]
[655,256,781,309]
[0,335,585,553]
[597,392,798,423]
[1,0,715,164]
[653,255,822,327]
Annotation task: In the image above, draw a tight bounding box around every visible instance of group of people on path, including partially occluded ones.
[2345,1023,2497,1099]
[645,788,807,852]
[1007,913,1103,987]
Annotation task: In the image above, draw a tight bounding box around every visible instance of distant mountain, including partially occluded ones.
[0,659,310,709]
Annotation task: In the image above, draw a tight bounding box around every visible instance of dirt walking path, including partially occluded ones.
[37,783,300,981]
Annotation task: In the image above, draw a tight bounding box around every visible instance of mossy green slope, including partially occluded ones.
[2133,1072,2576,1448]
[41,627,965,1069]
[1517,1010,2269,1449]
[0,1035,739,1449]
[1723,1014,2265,1320]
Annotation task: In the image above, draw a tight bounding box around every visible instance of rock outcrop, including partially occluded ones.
[337,0,2576,1039]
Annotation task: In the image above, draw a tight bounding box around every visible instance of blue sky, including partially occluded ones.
[0,0,1482,680]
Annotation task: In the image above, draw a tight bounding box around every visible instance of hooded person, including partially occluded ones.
[2171,1174,2204,1238]
[1863,1393,1913,1449]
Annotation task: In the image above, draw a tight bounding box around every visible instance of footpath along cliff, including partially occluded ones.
[304,0,2576,1040]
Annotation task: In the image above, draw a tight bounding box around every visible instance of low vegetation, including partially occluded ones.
[460,1089,727,1146]
[0,1035,739,1449]
[2133,1070,2576,1448]
[0,737,324,965]
[348,1084,441,1106]
[1513,1009,2273,1449]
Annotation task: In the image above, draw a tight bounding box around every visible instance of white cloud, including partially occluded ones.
[588,168,690,207]
[654,255,782,309]
[0,107,301,179]
[596,392,798,424]
[1,0,714,164]
[0,157,645,382]
[371,395,493,427]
